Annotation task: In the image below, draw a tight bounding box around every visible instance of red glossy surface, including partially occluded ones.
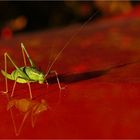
[0,8,140,138]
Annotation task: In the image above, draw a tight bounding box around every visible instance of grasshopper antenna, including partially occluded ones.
[45,11,98,77]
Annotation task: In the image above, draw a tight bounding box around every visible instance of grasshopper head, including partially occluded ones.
[38,73,45,84]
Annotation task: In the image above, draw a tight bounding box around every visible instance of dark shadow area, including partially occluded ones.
[47,60,140,84]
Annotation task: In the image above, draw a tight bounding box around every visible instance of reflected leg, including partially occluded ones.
[27,82,33,99]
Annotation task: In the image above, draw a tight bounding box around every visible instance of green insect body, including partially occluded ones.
[1,12,97,98]
[1,42,47,85]
[25,67,45,84]
[1,66,45,84]
[1,43,63,99]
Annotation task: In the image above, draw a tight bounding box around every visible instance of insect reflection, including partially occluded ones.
[7,97,49,136]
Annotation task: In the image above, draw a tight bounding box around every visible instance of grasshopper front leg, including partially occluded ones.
[49,70,65,103]
[50,70,65,90]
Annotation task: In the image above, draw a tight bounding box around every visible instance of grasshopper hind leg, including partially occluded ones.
[21,43,33,99]
[1,52,29,96]
[1,53,9,94]
[1,44,33,99]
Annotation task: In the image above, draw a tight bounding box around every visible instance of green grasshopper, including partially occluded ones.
[1,43,64,99]
[1,12,97,99]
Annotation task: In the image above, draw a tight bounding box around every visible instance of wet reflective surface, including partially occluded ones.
[0,8,140,138]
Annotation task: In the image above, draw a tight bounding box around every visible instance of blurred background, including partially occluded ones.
[0,2,140,138]
[0,1,140,39]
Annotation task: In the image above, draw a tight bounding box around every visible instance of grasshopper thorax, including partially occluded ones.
[25,67,45,84]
